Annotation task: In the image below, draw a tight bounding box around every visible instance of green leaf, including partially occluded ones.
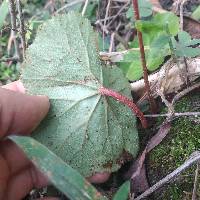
[113,181,130,200]
[21,12,138,177]
[192,5,200,20]
[118,51,143,81]
[147,34,170,71]
[126,0,152,19]
[0,0,9,30]
[10,136,108,200]
[136,12,179,37]
[177,31,200,46]
[172,31,200,57]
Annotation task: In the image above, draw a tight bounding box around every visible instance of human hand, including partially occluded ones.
[0,81,110,200]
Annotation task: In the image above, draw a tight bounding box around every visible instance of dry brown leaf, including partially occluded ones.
[183,16,200,39]
[131,57,200,99]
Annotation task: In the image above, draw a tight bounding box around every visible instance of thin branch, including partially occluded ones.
[134,151,200,200]
[82,0,89,16]
[192,163,199,200]
[8,0,21,61]
[172,82,200,105]
[0,56,19,62]
[132,0,156,113]
[16,0,26,59]
[102,0,111,50]
[144,112,200,118]
[55,0,84,13]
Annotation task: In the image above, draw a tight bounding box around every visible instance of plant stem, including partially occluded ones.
[99,87,148,128]
[132,0,156,113]
[8,0,21,61]
[16,0,26,60]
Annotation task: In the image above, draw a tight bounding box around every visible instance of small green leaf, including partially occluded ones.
[135,12,179,37]
[10,136,107,200]
[126,61,143,80]
[113,181,130,200]
[21,12,139,177]
[192,5,200,20]
[177,31,200,46]
[147,47,169,71]
[175,46,200,57]
[0,0,9,30]
[118,51,143,80]
[172,31,200,57]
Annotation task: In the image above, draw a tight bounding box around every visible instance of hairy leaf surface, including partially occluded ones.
[21,12,138,176]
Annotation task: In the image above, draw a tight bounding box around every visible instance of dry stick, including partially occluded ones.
[179,0,191,87]
[144,112,200,118]
[106,1,129,28]
[179,0,188,31]
[132,0,156,113]
[0,57,19,62]
[192,163,199,200]
[82,0,89,16]
[134,151,200,200]
[56,0,84,13]
[8,0,21,61]
[103,0,112,50]
[16,0,26,59]
[172,82,200,105]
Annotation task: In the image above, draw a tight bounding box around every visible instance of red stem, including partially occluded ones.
[132,0,156,113]
[99,87,148,128]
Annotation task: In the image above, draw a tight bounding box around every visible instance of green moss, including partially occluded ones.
[149,95,200,199]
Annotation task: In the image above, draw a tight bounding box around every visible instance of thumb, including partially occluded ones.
[0,87,49,138]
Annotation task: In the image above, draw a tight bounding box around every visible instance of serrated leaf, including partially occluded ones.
[10,136,107,200]
[113,181,130,200]
[21,12,138,177]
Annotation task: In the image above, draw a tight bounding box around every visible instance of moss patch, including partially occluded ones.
[148,94,200,199]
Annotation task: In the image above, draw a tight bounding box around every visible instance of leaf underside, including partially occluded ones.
[21,12,138,177]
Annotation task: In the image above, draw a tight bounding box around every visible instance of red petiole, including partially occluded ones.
[99,87,148,128]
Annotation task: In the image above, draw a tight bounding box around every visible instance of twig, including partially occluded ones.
[55,0,84,13]
[0,56,19,62]
[172,82,200,105]
[103,0,112,50]
[144,112,200,118]
[109,32,115,53]
[106,1,129,27]
[8,0,21,61]
[82,0,89,16]
[16,0,26,59]
[132,0,156,113]
[192,163,199,200]
[179,0,188,31]
[134,151,200,200]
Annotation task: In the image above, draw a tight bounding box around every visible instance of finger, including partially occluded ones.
[2,80,25,93]
[5,166,49,200]
[0,87,49,138]
[87,172,110,184]
[0,139,30,175]
[0,154,9,200]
